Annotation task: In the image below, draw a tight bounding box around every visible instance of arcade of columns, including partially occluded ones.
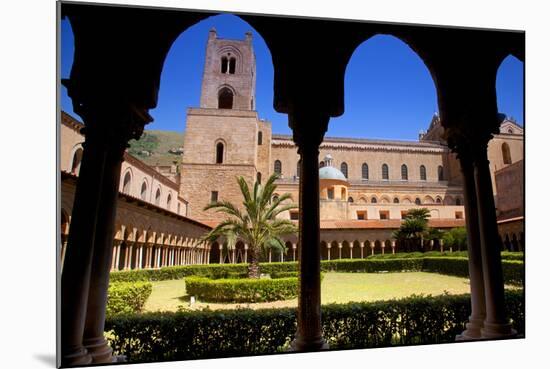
[60,4,523,365]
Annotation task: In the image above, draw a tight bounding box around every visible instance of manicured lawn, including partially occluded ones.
[143,272,479,312]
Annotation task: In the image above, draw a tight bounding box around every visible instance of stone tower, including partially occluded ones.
[199,28,256,111]
[179,29,272,221]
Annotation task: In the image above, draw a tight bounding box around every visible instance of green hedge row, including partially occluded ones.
[422,257,524,286]
[110,255,524,285]
[185,276,299,303]
[106,282,153,316]
[105,290,524,362]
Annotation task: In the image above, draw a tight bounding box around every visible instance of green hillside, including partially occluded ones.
[128,130,185,166]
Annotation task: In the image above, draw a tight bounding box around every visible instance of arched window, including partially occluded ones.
[438,166,444,181]
[296,161,301,177]
[167,193,172,209]
[220,56,228,73]
[455,198,462,206]
[393,197,399,204]
[420,165,427,181]
[348,197,354,203]
[215,142,224,164]
[71,147,83,174]
[229,57,236,74]
[257,172,262,184]
[415,198,421,205]
[218,87,234,109]
[502,142,512,164]
[362,163,369,180]
[122,171,132,194]
[319,161,325,168]
[401,164,408,180]
[140,181,147,201]
[258,131,263,145]
[436,197,442,204]
[327,188,334,200]
[155,188,161,206]
[382,164,389,180]
[274,160,282,175]
[371,197,377,204]
[341,162,348,178]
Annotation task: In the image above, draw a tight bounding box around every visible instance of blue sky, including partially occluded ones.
[60,14,524,140]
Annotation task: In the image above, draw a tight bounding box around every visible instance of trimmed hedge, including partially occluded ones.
[109,253,524,285]
[321,258,424,273]
[105,290,524,362]
[185,276,299,303]
[422,257,524,286]
[106,282,153,316]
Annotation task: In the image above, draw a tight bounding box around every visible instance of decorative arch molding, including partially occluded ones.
[68,144,84,174]
[121,168,133,194]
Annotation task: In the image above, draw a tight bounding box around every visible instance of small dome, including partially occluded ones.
[319,166,347,180]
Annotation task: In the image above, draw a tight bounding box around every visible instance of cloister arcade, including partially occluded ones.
[60,3,523,366]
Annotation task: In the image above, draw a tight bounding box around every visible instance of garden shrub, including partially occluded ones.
[106,282,152,316]
[185,276,299,303]
[321,258,424,273]
[105,290,524,362]
[422,257,524,286]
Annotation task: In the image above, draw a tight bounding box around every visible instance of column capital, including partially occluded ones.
[288,110,330,152]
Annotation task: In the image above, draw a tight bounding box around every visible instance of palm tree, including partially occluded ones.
[201,174,298,278]
[393,208,431,252]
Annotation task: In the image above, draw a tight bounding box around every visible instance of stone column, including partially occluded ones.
[290,110,328,351]
[326,244,331,261]
[244,244,248,263]
[292,243,296,261]
[61,115,112,366]
[207,247,211,264]
[349,243,353,259]
[473,146,515,338]
[126,243,134,270]
[360,242,364,258]
[110,241,120,272]
[268,249,272,263]
[381,243,385,255]
[219,244,224,264]
[440,239,444,253]
[391,240,396,255]
[60,237,68,272]
[370,241,375,256]
[455,152,487,340]
[338,242,342,259]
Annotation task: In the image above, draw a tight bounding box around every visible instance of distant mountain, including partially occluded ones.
[128,130,185,166]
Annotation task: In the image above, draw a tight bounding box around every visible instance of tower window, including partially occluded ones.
[438,165,444,181]
[229,57,236,74]
[502,142,512,164]
[216,142,224,164]
[221,57,228,73]
[362,163,369,180]
[420,165,426,181]
[341,162,348,178]
[401,164,408,181]
[211,191,218,203]
[218,87,234,109]
[258,131,263,145]
[382,164,389,180]
[327,188,334,200]
[274,160,282,175]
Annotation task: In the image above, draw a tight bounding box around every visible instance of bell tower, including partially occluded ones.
[199,28,256,111]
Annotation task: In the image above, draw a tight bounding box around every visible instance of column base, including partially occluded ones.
[62,346,92,366]
[83,336,114,364]
[289,336,329,352]
[481,321,517,339]
[456,316,485,341]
